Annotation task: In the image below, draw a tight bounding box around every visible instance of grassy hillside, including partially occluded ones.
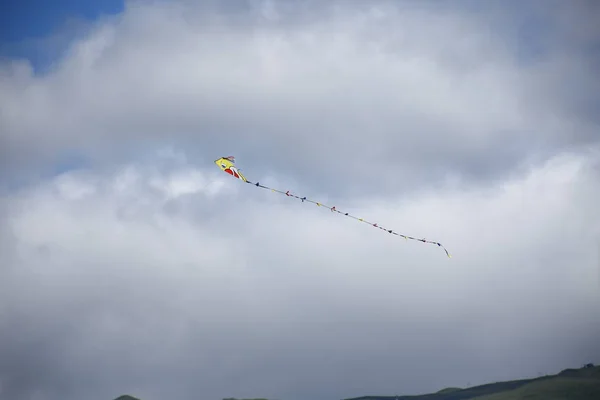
[345,364,600,400]
[112,364,599,400]
[436,388,462,394]
[471,377,600,399]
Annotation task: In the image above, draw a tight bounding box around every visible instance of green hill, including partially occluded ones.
[345,364,600,400]
[112,364,599,400]
[437,388,462,394]
[471,377,600,400]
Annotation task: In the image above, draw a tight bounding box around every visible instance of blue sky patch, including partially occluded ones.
[0,0,124,72]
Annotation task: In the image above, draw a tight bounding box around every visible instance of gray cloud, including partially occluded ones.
[1,149,599,400]
[1,1,599,400]
[1,0,598,194]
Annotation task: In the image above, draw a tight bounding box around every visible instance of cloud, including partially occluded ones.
[1,148,599,400]
[1,0,598,192]
[1,1,599,400]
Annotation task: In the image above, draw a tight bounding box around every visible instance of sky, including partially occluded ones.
[0,0,124,73]
[1,1,600,400]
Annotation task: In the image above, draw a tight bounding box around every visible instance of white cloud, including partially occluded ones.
[1,1,597,189]
[2,146,599,400]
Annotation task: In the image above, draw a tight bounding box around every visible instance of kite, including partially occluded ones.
[214,156,451,258]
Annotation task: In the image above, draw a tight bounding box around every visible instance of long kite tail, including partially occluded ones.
[244,179,451,258]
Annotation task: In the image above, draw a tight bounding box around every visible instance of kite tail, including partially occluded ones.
[245,180,451,258]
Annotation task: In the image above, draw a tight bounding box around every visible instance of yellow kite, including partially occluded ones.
[214,156,247,182]
[214,155,451,258]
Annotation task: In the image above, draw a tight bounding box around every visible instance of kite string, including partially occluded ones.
[245,180,451,258]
